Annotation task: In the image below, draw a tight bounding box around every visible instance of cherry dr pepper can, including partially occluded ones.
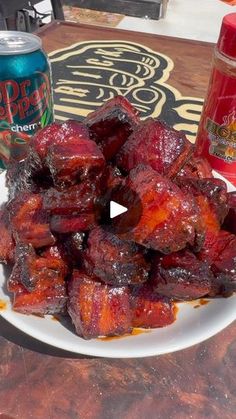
[0,31,53,170]
[196,13,236,186]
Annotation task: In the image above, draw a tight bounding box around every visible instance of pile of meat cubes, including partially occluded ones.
[0,96,235,339]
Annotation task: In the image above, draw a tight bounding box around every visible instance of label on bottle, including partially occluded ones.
[196,66,236,186]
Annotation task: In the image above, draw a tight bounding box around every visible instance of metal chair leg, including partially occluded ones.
[51,0,64,20]
[0,13,7,30]
[161,0,169,18]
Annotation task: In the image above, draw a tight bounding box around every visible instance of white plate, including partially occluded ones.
[0,171,235,358]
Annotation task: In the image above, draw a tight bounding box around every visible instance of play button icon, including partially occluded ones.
[96,183,143,235]
[110,201,128,219]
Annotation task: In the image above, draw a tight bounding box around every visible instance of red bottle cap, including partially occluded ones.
[217,13,236,59]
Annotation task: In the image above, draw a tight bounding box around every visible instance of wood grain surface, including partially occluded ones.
[37,21,213,99]
[0,22,235,419]
[0,319,235,419]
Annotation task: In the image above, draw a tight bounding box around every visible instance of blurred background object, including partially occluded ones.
[0,0,233,42]
[63,6,124,27]
[220,0,236,4]
[0,0,168,32]
[0,0,64,31]
[62,0,165,20]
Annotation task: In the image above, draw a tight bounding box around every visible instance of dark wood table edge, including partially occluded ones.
[36,20,214,48]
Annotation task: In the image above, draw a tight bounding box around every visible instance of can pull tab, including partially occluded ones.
[0,37,25,47]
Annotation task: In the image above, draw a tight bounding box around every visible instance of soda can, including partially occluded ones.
[0,31,54,170]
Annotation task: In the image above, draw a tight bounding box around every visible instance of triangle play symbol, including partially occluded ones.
[110,200,128,219]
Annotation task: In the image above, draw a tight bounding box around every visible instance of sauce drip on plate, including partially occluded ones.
[99,328,150,341]
[0,299,7,310]
[194,299,210,309]
[51,315,60,322]
[173,303,179,318]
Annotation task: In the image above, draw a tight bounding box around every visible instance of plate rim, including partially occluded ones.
[1,298,236,358]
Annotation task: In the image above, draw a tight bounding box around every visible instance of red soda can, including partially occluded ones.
[196,13,236,186]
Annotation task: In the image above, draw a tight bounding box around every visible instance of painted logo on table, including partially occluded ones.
[49,40,204,142]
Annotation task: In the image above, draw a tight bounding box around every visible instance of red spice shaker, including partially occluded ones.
[195,13,236,186]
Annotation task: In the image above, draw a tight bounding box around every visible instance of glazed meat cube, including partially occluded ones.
[7,262,24,294]
[85,96,139,160]
[114,165,201,253]
[41,234,85,271]
[50,213,96,234]
[6,150,46,199]
[43,181,100,215]
[29,123,62,160]
[8,244,67,315]
[176,156,213,179]
[27,159,54,191]
[7,244,37,292]
[60,119,90,139]
[8,122,90,194]
[12,286,67,316]
[30,120,89,160]
[69,232,86,252]
[40,243,69,276]
[176,178,228,230]
[151,250,213,300]
[59,232,86,268]
[46,137,105,187]
[8,243,67,291]
[130,283,175,328]
[68,270,131,338]
[116,119,193,177]
[99,165,124,193]
[0,206,15,263]
[223,192,236,235]
[8,193,55,248]
[6,160,32,199]
[198,230,236,297]
[84,227,150,285]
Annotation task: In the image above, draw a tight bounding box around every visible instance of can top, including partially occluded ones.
[0,31,42,55]
[217,13,236,60]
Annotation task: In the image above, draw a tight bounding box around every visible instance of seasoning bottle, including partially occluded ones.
[195,13,236,186]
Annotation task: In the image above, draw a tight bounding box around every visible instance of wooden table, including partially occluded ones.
[0,22,235,419]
